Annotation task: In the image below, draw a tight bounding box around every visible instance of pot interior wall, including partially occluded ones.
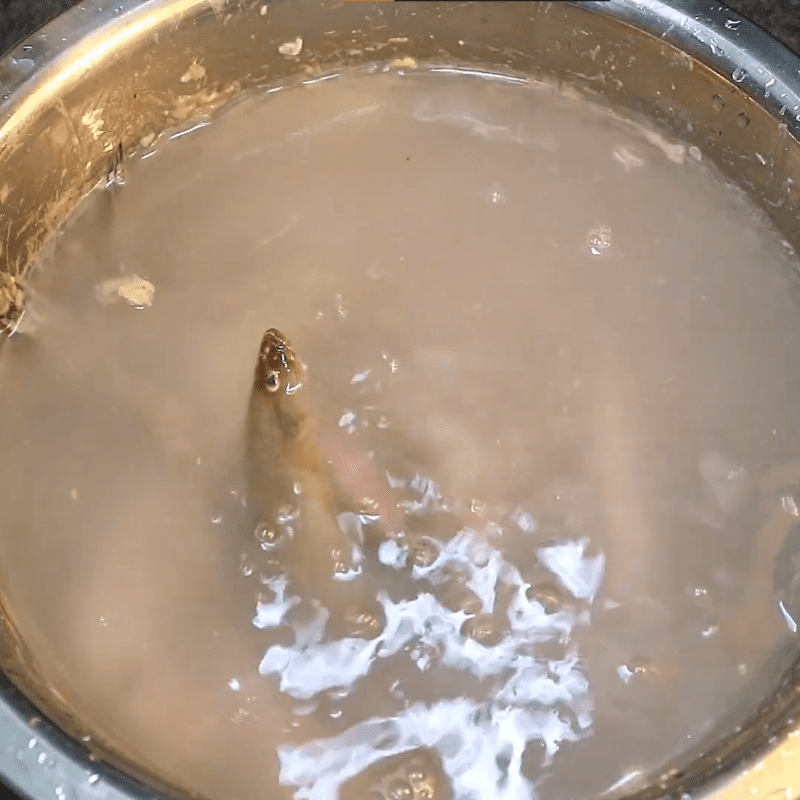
[0,2,799,800]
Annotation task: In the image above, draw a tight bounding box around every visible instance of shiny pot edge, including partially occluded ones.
[586,0,800,134]
[0,2,798,800]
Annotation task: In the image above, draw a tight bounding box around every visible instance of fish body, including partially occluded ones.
[245,328,359,592]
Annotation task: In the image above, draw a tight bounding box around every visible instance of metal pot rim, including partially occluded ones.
[0,3,799,800]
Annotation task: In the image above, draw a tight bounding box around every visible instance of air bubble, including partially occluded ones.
[387,779,413,800]
[711,94,724,111]
[88,775,99,785]
[255,523,290,550]
[277,505,300,525]
[239,554,254,576]
[470,498,488,517]
[410,537,440,567]
[341,603,386,639]
[254,523,275,543]
[725,19,741,29]
[732,67,747,83]
[618,656,657,682]
[587,226,612,256]
[529,581,567,613]
[489,183,506,204]
[461,614,502,646]
[440,582,483,615]
[351,369,371,384]
[407,754,444,799]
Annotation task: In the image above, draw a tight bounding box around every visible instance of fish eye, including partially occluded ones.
[264,370,281,392]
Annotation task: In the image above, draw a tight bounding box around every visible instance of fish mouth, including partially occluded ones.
[257,327,306,383]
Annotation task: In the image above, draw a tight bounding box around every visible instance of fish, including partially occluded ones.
[245,327,363,598]
[719,466,800,665]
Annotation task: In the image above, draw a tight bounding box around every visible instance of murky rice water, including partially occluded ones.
[2,68,800,800]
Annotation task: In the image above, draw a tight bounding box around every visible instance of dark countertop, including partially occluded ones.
[0,0,799,58]
[727,0,800,54]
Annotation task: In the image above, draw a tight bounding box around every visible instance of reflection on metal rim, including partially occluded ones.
[0,2,798,800]
[586,0,800,134]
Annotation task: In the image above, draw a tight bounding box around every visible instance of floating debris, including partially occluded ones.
[94,274,155,308]
[391,56,418,70]
[0,272,26,333]
[180,60,206,83]
[279,38,303,57]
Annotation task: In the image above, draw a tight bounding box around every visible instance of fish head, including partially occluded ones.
[255,327,307,396]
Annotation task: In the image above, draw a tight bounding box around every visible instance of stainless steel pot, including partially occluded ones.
[0,2,799,800]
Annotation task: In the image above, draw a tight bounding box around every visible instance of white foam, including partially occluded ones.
[258,530,604,798]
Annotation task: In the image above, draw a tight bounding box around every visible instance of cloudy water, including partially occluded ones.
[1,68,800,800]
